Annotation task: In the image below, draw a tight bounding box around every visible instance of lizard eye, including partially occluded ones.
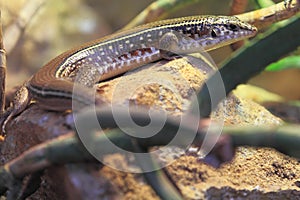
[211,29,217,37]
[211,28,221,38]
[229,24,238,31]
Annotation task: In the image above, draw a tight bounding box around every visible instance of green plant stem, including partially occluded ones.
[122,0,202,29]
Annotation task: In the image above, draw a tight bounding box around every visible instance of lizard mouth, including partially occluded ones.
[201,28,257,51]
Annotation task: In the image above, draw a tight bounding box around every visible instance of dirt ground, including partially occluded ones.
[98,146,300,200]
[170,147,300,199]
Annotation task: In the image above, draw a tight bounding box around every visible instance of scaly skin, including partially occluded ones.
[1,15,257,133]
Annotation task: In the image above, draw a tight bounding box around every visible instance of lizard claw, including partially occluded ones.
[0,85,31,135]
[0,107,13,135]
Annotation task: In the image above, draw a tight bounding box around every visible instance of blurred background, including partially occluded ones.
[1,0,300,100]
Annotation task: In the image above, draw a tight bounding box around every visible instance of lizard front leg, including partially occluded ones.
[1,85,31,134]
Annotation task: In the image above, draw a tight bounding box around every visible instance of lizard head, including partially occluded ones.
[196,15,258,50]
[202,16,257,50]
[157,15,257,52]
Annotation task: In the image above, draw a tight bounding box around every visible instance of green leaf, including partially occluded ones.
[254,0,274,8]
[265,56,300,71]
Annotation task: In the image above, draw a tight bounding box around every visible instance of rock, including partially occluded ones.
[2,55,295,200]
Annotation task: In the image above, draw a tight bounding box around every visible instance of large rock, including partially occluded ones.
[2,56,297,200]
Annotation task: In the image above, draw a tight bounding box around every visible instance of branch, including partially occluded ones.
[0,11,6,115]
[3,0,46,54]
[122,0,203,30]
[237,0,300,28]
